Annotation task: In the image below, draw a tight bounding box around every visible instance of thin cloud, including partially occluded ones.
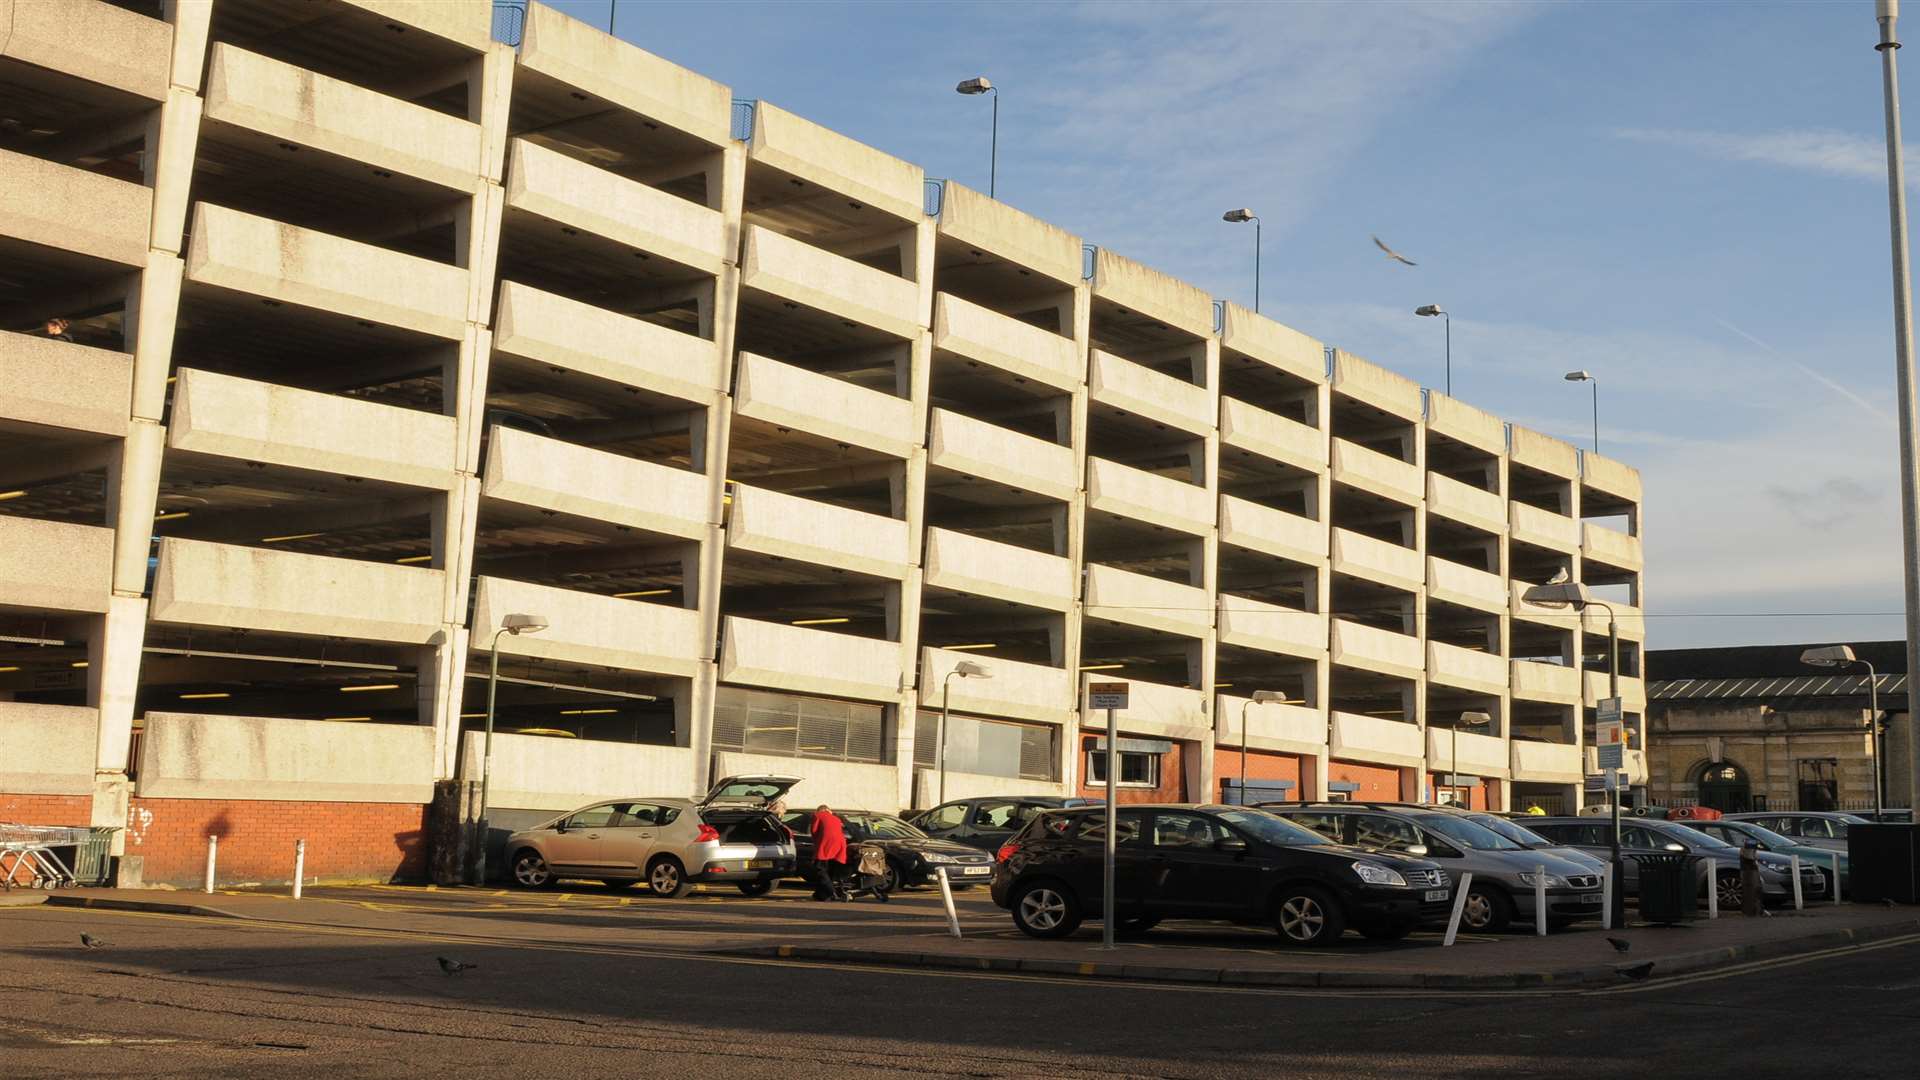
[1614,126,1903,185]
[1715,318,1892,422]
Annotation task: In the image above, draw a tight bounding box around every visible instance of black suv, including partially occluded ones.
[990,804,1453,946]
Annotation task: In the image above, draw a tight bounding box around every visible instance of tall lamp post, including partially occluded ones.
[1802,645,1884,817]
[1223,209,1261,312]
[474,612,549,885]
[956,77,998,198]
[1450,710,1492,806]
[1415,305,1450,396]
[937,660,993,804]
[1874,1,1920,810]
[1238,690,1286,805]
[1522,581,1624,927]
[1564,370,1599,452]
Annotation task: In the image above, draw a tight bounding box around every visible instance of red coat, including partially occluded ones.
[810,810,848,863]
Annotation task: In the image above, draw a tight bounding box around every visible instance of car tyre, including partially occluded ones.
[1358,921,1415,941]
[736,879,775,898]
[1272,885,1346,947]
[648,856,695,899]
[882,861,908,894]
[1715,870,1744,910]
[510,849,555,889]
[1011,880,1083,939]
[1460,886,1512,932]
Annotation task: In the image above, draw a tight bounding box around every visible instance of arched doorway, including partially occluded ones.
[1696,760,1752,813]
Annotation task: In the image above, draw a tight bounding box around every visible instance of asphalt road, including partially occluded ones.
[4,899,1918,1079]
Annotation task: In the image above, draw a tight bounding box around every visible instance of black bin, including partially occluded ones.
[1631,853,1699,924]
[1849,823,1919,904]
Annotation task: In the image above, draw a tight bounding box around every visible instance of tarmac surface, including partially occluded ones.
[4,881,1919,1077]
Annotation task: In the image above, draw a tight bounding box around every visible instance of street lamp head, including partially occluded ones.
[1249,690,1286,704]
[1414,304,1445,317]
[1520,581,1592,610]
[1459,710,1492,727]
[956,77,993,95]
[501,613,549,635]
[955,660,993,679]
[1564,370,1594,382]
[1222,208,1257,223]
[1801,645,1859,667]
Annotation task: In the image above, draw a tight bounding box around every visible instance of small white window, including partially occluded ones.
[1086,749,1160,787]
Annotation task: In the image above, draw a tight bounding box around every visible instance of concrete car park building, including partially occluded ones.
[0,0,1646,887]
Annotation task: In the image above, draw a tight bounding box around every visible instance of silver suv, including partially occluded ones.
[504,775,798,897]
[1263,802,1603,932]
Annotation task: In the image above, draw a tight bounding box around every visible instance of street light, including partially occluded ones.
[1802,645,1884,817]
[937,659,993,804]
[474,612,549,885]
[1450,710,1492,806]
[1415,305,1451,396]
[1223,209,1261,312]
[1239,690,1286,805]
[1521,580,1626,927]
[956,76,998,198]
[1564,370,1598,452]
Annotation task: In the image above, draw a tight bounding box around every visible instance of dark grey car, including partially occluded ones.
[1726,812,1869,852]
[909,796,1100,851]
[1526,816,1827,908]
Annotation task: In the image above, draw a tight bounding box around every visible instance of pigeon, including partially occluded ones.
[1606,937,1631,953]
[1617,961,1655,981]
[1371,235,1417,267]
[79,933,109,949]
[437,957,477,976]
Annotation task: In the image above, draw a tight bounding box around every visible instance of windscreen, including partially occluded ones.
[1217,810,1332,847]
[1466,814,1554,848]
[1416,814,1524,851]
[858,815,927,840]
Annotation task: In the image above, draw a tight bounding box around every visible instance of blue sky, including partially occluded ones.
[549,0,1918,650]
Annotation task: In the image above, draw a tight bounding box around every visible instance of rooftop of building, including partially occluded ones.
[1647,641,1910,705]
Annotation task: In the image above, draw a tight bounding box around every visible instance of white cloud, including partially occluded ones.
[1613,126,1906,186]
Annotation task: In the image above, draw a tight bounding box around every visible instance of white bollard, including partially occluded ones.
[934,867,962,939]
[1791,855,1804,910]
[1706,862,1719,919]
[1442,872,1475,947]
[1534,864,1548,936]
[1833,852,1844,904]
[1601,863,1614,931]
[292,839,306,900]
[204,834,218,894]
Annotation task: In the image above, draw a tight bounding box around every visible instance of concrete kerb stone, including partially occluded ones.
[0,893,50,908]
[44,894,242,920]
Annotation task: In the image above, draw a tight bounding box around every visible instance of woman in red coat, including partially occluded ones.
[809,805,849,900]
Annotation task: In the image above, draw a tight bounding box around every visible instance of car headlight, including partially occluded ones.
[921,852,956,864]
[1351,862,1407,887]
[1518,873,1567,888]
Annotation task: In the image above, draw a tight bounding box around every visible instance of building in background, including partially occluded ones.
[1646,643,1913,813]
[0,0,1644,887]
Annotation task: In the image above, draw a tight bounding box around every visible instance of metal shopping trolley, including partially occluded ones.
[0,824,89,890]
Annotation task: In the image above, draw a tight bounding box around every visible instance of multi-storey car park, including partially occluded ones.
[0,0,1648,888]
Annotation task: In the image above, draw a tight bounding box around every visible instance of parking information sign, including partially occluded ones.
[1088,681,1129,711]
[1596,699,1625,770]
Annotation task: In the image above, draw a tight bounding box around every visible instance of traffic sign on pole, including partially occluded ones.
[1088,682,1129,711]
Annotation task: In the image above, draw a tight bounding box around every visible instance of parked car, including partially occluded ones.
[782,809,994,891]
[1525,816,1827,908]
[503,775,798,897]
[1681,819,1850,894]
[1726,811,1871,852]
[1406,803,1610,876]
[991,804,1452,946]
[909,796,1101,851]
[1261,802,1602,932]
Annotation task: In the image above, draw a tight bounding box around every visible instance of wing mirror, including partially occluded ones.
[554,821,568,833]
[1405,844,1429,857]
[1663,842,1686,852]
[1215,836,1249,854]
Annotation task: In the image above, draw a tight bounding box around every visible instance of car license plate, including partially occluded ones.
[963,865,991,876]
[1423,889,1450,902]
[747,860,772,869]
[1581,893,1604,904]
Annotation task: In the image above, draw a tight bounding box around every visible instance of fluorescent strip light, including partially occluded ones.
[261,533,323,544]
[614,589,671,598]
[179,692,231,700]
[339,683,400,693]
[792,617,849,626]
[153,511,190,522]
[0,490,24,502]
[460,712,486,718]
[1080,663,1125,672]
[70,661,89,669]
[1214,683,1233,689]
[0,666,17,673]
[325,716,373,722]
[394,554,432,564]
[559,708,617,716]
[940,643,997,651]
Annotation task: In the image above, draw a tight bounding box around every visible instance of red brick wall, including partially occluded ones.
[1078,737,1187,804]
[1328,760,1404,801]
[1212,748,1302,801]
[124,797,429,888]
[0,793,93,885]
[1428,773,1492,810]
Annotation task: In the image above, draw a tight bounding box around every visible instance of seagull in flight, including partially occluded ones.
[1372,235,1417,266]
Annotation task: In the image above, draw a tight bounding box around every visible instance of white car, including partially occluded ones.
[504,775,798,897]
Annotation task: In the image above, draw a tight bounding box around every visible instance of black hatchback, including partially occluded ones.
[990,805,1453,946]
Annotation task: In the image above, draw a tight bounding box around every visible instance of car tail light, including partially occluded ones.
[695,824,720,843]
[996,841,1020,863]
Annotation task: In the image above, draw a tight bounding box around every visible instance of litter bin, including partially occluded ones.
[1849,823,1918,904]
[1631,853,1699,924]
[71,827,120,886]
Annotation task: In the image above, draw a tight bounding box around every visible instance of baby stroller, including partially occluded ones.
[831,842,892,902]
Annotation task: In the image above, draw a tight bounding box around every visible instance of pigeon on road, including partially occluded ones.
[437,956,477,976]
[79,933,109,949]
[1606,937,1631,953]
[1618,961,1656,981]
[1371,235,1417,267]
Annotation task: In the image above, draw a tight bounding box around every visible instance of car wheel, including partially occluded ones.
[736,879,775,898]
[1359,921,1415,941]
[1011,881,1082,939]
[882,861,907,894]
[1272,885,1346,947]
[510,849,555,889]
[1116,916,1161,938]
[648,856,695,898]
[1715,870,1744,910]
[1460,886,1512,932]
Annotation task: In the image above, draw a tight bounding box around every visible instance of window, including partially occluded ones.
[972,801,1024,828]
[1085,749,1160,787]
[1796,760,1840,812]
[608,803,658,827]
[1283,812,1345,839]
[1795,816,1836,839]
[1352,815,1422,853]
[923,804,967,830]
[1152,812,1221,849]
[1621,825,1665,850]
[711,688,886,764]
[1072,813,1143,846]
[913,712,1058,781]
[564,806,620,829]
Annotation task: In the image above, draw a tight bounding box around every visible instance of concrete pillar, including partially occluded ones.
[106,420,165,595]
[161,0,213,92]
[127,254,182,422]
[143,88,201,255]
[87,595,149,775]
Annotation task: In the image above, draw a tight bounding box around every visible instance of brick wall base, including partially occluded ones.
[1079,737,1188,803]
[1328,760,1405,802]
[1211,748,1304,801]
[122,797,429,889]
[1,793,94,886]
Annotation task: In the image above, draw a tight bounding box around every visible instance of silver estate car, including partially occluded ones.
[504,775,798,897]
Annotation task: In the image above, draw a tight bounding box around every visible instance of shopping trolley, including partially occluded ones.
[0,824,88,890]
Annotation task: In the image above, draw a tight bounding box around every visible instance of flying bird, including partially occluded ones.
[79,933,109,949]
[437,956,477,976]
[1606,937,1631,954]
[1617,961,1655,981]
[1372,235,1417,267]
